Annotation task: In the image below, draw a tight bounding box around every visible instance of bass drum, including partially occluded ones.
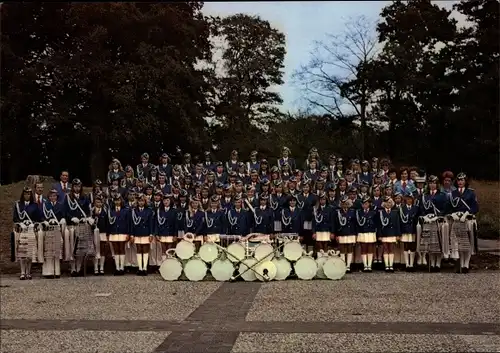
[272,257,292,281]
[175,239,195,260]
[238,257,258,282]
[254,243,275,261]
[255,260,277,282]
[159,257,183,281]
[226,242,246,263]
[210,258,235,282]
[283,241,303,262]
[294,256,318,280]
[198,242,219,263]
[315,256,329,279]
[183,258,207,281]
[323,256,347,280]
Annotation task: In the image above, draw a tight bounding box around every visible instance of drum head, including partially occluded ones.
[210,259,235,282]
[254,243,275,261]
[184,258,207,281]
[159,258,183,281]
[175,240,195,260]
[283,241,303,262]
[255,260,277,281]
[294,256,318,280]
[199,243,219,263]
[315,256,329,279]
[272,257,292,280]
[226,243,246,263]
[323,256,346,280]
[238,258,257,282]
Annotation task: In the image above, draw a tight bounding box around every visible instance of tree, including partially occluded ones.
[209,13,286,156]
[292,16,379,158]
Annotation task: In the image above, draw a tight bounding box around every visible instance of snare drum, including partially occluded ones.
[254,243,275,261]
[238,257,258,282]
[199,242,219,263]
[272,257,292,280]
[294,255,318,280]
[175,238,195,260]
[226,242,246,263]
[323,256,347,280]
[183,258,207,281]
[210,258,235,281]
[283,241,303,262]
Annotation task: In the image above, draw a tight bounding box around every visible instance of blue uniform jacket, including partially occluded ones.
[252,206,274,234]
[312,206,334,233]
[91,207,108,233]
[278,157,296,171]
[399,205,419,234]
[356,208,377,233]
[52,182,71,203]
[227,208,251,236]
[449,188,479,214]
[270,194,288,221]
[131,207,154,237]
[393,180,417,195]
[204,209,227,235]
[419,191,448,216]
[13,201,42,223]
[107,207,131,235]
[182,210,204,235]
[281,207,302,233]
[64,195,91,225]
[247,161,260,173]
[358,172,373,185]
[377,208,401,237]
[154,207,177,236]
[220,197,233,212]
[43,201,65,222]
[335,208,357,236]
[297,193,317,222]
[158,164,173,178]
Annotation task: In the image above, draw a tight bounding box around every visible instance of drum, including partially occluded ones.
[198,242,219,263]
[323,256,347,280]
[272,257,292,281]
[283,241,303,262]
[159,258,183,281]
[254,243,275,261]
[255,260,277,281]
[294,255,318,280]
[210,259,235,282]
[226,242,246,263]
[315,252,329,279]
[184,258,207,281]
[238,257,258,282]
[175,236,195,260]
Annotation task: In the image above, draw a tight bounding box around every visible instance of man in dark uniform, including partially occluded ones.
[182,153,193,175]
[215,162,227,184]
[203,151,216,172]
[192,163,205,183]
[278,146,297,171]
[136,153,154,181]
[158,153,173,178]
[226,150,240,172]
[247,151,260,172]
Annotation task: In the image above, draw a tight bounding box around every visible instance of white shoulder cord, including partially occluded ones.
[337,209,347,226]
[314,206,323,223]
[356,209,366,227]
[282,209,292,226]
[379,210,389,227]
[132,208,142,226]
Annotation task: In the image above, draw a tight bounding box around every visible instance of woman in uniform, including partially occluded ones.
[182,197,205,251]
[251,193,274,239]
[107,158,125,185]
[41,189,65,279]
[312,192,334,254]
[399,192,419,271]
[130,195,154,276]
[335,195,357,272]
[204,195,227,244]
[297,180,317,250]
[92,194,109,275]
[377,196,401,272]
[155,194,178,263]
[107,194,130,275]
[270,180,287,234]
[356,196,377,272]
[281,195,302,237]
[227,195,251,237]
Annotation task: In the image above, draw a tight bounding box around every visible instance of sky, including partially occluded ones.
[202,1,462,113]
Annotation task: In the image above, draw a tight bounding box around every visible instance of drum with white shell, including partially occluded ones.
[238,257,258,282]
[322,255,347,280]
[283,240,303,262]
[159,249,183,281]
[175,233,195,260]
[294,253,318,280]
[183,257,207,281]
[198,242,219,263]
[272,257,292,280]
[226,242,246,263]
[210,258,235,281]
[253,242,274,261]
[255,260,277,281]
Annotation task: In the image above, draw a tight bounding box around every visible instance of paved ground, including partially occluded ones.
[1,272,499,353]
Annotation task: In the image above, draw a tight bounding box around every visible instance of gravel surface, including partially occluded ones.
[0,330,168,353]
[0,276,221,321]
[246,273,500,323]
[232,333,500,352]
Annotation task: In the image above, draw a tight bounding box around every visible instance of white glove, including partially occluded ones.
[59,218,66,225]
[71,217,79,224]
[20,223,27,230]
[87,217,95,226]
[49,219,58,225]
[460,211,469,222]
[43,221,50,227]
[451,212,461,221]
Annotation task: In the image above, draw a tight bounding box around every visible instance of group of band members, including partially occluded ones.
[11,148,479,280]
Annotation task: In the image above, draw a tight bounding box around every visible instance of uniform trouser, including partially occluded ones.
[42,258,61,276]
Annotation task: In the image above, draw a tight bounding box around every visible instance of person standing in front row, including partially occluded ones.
[377,196,401,272]
[130,195,154,276]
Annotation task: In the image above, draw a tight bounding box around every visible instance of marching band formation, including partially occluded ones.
[11,147,479,281]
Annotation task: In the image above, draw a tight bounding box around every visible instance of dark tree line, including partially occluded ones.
[1,0,498,185]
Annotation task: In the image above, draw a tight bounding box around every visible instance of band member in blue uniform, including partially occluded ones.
[305,160,319,182]
[107,194,131,275]
[203,151,216,172]
[155,195,178,261]
[52,170,71,203]
[312,192,334,254]
[449,172,479,273]
[107,158,125,185]
[358,160,373,185]
[41,189,66,278]
[399,192,419,271]
[204,195,227,243]
[377,196,401,272]
[226,150,240,172]
[91,194,108,275]
[215,162,227,184]
[220,185,233,211]
[158,153,173,178]
[63,179,91,276]
[371,157,379,174]
[192,163,205,183]
[297,180,317,248]
[356,196,378,272]
[227,195,251,237]
[136,153,154,181]
[251,193,274,236]
[12,186,42,280]
[278,147,296,171]
[335,195,357,272]
[247,151,260,173]
[270,180,287,233]
[394,167,416,195]
[122,165,137,191]
[245,187,259,210]
[281,163,292,181]
[130,195,154,276]
[183,197,205,251]
[441,171,456,197]
[181,153,194,175]
[413,175,426,208]
[419,175,448,271]
[281,195,302,237]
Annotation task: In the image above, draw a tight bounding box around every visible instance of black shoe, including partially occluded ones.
[71,271,78,277]
[99,270,105,276]
[55,275,60,279]
[114,270,120,276]
[94,272,99,276]
[462,267,469,274]
[19,274,26,280]
[43,275,52,279]
[26,274,32,280]
[385,267,390,272]
[429,266,435,273]
[435,267,441,273]
[136,270,142,276]
[389,267,394,273]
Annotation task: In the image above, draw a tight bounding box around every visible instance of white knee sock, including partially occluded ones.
[26,260,32,275]
[388,253,394,267]
[367,253,373,268]
[93,258,99,272]
[403,251,409,267]
[137,254,143,271]
[383,254,389,267]
[20,260,26,275]
[340,253,346,264]
[346,253,353,268]
[70,260,76,272]
[409,252,415,267]
[99,257,105,271]
[54,260,61,276]
[361,254,368,268]
[464,251,471,268]
[114,255,120,270]
[435,255,442,268]
[143,253,149,269]
[119,255,125,270]
[76,257,83,272]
